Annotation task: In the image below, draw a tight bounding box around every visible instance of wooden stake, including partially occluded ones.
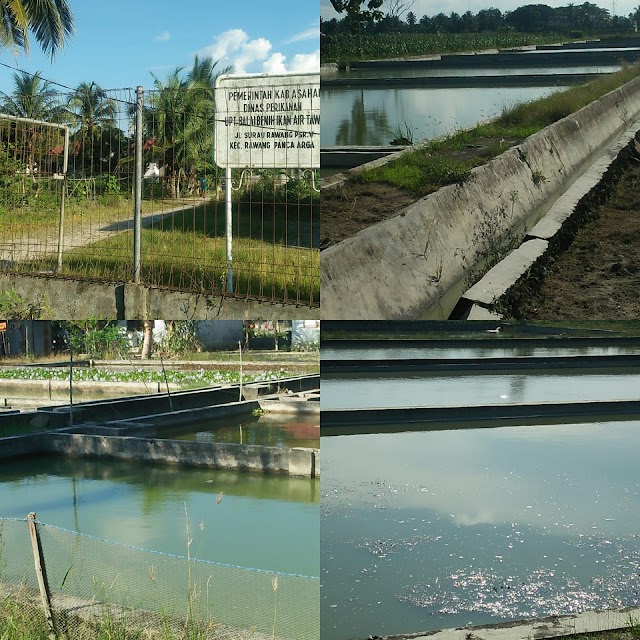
[27,512,58,640]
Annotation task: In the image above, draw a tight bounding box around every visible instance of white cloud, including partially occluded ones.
[197,29,319,75]
[198,29,273,73]
[290,50,320,73]
[261,50,320,74]
[263,52,288,74]
[153,30,171,42]
[285,26,319,44]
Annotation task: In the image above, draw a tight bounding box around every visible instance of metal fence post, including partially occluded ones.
[133,85,144,284]
[27,512,58,640]
[225,166,233,293]
[56,125,69,272]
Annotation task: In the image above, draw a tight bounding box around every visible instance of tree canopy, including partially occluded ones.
[0,0,75,57]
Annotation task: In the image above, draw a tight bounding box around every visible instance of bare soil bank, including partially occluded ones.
[515,162,640,319]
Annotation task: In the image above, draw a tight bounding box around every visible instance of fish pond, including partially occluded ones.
[321,342,640,639]
[157,413,319,449]
[321,420,640,639]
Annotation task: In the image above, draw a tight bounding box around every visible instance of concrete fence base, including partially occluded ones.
[0,274,319,319]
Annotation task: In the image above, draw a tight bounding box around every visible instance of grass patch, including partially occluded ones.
[27,198,320,303]
[356,62,640,197]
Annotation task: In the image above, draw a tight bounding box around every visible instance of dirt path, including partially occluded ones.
[0,199,210,264]
[515,163,640,319]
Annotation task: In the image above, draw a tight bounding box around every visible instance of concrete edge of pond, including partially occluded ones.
[0,375,320,477]
[322,353,640,373]
[320,72,640,320]
[457,119,640,317]
[373,605,640,640]
[321,399,640,428]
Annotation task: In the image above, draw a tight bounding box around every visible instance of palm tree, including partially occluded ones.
[66,81,118,174]
[146,56,229,198]
[0,70,66,177]
[0,0,75,57]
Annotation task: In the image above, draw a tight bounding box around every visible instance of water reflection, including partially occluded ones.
[321,422,640,639]
[333,89,391,146]
[157,414,320,449]
[321,85,566,146]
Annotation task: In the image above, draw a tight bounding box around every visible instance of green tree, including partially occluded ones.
[66,81,118,175]
[146,55,228,198]
[0,70,65,174]
[330,0,384,33]
[0,0,74,57]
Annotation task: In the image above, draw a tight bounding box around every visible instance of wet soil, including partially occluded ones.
[516,163,640,320]
[320,182,417,249]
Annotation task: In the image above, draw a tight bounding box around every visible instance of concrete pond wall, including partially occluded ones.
[321,73,640,319]
[0,375,320,477]
[0,430,319,478]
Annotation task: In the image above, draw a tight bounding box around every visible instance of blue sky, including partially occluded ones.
[321,0,636,23]
[0,0,319,96]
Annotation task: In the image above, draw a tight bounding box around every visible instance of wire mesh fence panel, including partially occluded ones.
[0,88,138,277]
[0,517,319,640]
[0,79,319,306]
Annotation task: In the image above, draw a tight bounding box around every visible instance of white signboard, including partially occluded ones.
[214,72,320,169]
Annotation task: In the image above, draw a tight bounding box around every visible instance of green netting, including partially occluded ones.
[0,517,319,640]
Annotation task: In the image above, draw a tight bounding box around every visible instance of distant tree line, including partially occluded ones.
[322,2,640,36]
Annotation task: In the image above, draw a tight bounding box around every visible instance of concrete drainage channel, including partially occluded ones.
[0,374,320,478]
[320,72,640,320]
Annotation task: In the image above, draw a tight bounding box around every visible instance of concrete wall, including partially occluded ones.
[0,275,319,320]
[322,399,640,428]
[0,430,320,477]
[320,73,640,319]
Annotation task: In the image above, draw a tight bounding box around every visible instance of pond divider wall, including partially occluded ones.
[0,424,319,478]
[321,73,640,319]
[322,399,640,429]
[322,353,640,373]
[0,375,320,477]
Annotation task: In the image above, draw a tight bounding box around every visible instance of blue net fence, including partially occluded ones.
[0,516,319,639]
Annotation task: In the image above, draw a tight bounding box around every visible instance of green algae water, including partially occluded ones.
[0,455,319,577]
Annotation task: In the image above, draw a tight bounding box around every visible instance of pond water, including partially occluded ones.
[157,414,320,449]
[321,84,567,146]
[321,369,640,409]
[0,455,319,576]
[321,420,640,639]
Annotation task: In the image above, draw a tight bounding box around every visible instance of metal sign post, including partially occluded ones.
[214,72,320,295]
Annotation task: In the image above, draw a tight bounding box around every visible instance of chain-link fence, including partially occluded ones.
[0,80,319,306]
[0,516,319,640]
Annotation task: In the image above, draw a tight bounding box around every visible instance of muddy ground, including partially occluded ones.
[516,163,640,320]
[320,181,417,249]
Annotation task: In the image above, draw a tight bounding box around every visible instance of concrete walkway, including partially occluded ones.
[378,606,640,640]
